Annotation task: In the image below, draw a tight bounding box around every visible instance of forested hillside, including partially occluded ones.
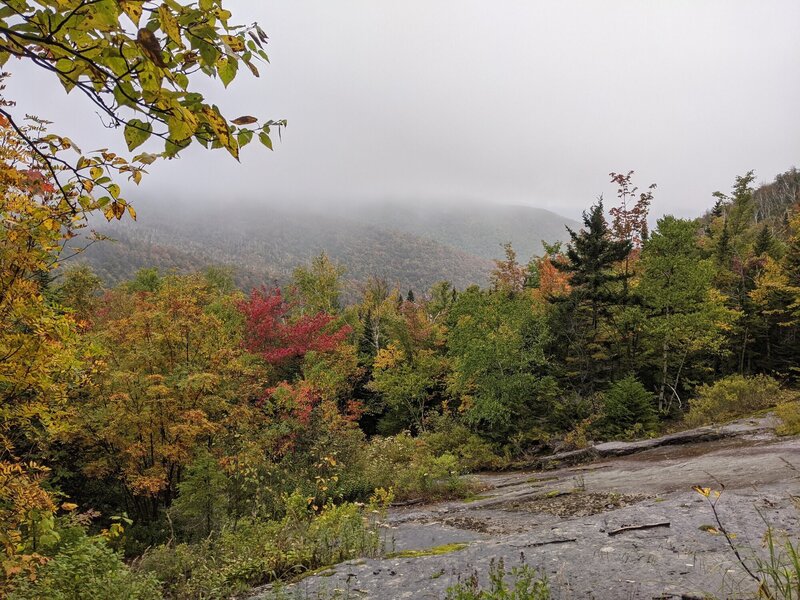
[337,199,579,261]
[76,200,576,293]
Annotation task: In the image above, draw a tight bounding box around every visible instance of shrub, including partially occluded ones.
[9,534,162,600]
[169,451,229,542]
[445,556,550,599]
[137,493,385,599]
[600,376,657,438]
[686,375,783,426]
[359,433,472,501]
[776,401,800,436]
[422,416,504,471]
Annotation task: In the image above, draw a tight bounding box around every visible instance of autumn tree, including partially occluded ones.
[490,242,526,294]
[0,0,282,220]
[0,115,97,585]
[608,171,655,248]
[239,287,351,377]
[70,274,260,523]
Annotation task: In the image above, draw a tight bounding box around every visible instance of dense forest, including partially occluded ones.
[4,99,800,596]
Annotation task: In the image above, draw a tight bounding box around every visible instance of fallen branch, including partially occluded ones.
[608,521,670,536]
[390,498,424,508]
[515,537,577,548]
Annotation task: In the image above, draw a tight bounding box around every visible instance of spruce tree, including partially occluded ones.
[556,201,632,329]
[550,201,632,393]
[754,223,773,257]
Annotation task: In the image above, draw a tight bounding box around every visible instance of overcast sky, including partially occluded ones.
[10,0,800,220]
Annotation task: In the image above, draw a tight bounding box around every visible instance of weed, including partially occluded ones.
[445,555,549,599]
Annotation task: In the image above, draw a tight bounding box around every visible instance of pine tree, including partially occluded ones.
[550,201,632,393]
[601,375,657,437]
[754,223,774,257]
[556,201,632,329]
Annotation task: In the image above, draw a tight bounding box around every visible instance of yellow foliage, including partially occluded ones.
[373,343,405,370]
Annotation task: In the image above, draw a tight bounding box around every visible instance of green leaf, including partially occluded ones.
[124,119,153,151]
[237,129,254,147]
[259,132,273,150]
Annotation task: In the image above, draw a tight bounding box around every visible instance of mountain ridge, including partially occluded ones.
[76,199,579,293]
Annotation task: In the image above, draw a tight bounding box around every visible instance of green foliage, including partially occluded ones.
[53,264,102,323]
[755,525,800,600]
[421,415,503,472]
[358,433,470,501]
[126,267,163,292]
[9,533,162,600]
[638,216,735,413]
[445,557,550,600]
[170,452,229,541]
[369,344,448,434]
[138,494,383,600]
[447,287,557,440]
[0,0,282,165]
[292,253,345,315]
[556,201,631,323]
[600,376,657,438]
[685,375,783,426]
[551,201,632,393]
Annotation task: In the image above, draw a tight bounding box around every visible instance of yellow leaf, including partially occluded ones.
[201,105,238,159]
[61,502,78,511]
[119,0,143,26]
[158,5,183,47]
[221,35,245,53]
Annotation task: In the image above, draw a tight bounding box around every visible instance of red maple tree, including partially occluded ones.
[239,287,351,365]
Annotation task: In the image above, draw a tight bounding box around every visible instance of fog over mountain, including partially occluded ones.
[78,198,579,294]
[7,0,800,225]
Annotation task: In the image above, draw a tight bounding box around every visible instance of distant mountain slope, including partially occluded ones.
[77,199,577,293]
[341,200,578,261]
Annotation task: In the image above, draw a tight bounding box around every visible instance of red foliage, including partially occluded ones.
[239,287,351,364]
[263,380,319,425]
[609,170,655,248]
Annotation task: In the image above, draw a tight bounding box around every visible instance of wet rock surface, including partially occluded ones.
[252,417,800,599]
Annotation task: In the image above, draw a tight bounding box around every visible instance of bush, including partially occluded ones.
[776,400,800,436]
[137,493,385,599]
[359,433,472,502]
[600,376,657,439]
[9,534,162,600]
[422,416,504,471]
[445,556,550,599]
[686,375,783,426]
